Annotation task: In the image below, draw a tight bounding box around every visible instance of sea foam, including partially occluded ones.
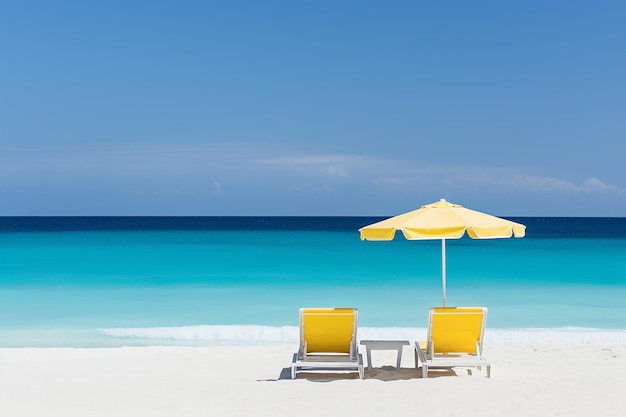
[99,325,626,346]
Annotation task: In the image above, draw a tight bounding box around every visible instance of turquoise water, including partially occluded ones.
[1,217,625,347]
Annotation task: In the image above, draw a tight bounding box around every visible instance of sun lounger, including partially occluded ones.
[291,308,364,379]
[415,307,491,378]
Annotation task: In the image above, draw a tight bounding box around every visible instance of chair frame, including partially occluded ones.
[291,308,364,379]
[414,307,491,378]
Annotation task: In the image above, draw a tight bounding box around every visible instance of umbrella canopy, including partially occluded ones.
[359,199,526,306]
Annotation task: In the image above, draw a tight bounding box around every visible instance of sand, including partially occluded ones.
[1,343,625,417]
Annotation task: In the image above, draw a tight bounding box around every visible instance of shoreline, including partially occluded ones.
[2,343,626,416]
[3,325,626,348]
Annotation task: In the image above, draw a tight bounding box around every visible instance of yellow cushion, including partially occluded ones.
[430,307,484,354]
[302,308,355,354]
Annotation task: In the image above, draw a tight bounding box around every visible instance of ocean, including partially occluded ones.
[1,217,625,347]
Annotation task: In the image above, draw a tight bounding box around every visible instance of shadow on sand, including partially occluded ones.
[266,366,458,381]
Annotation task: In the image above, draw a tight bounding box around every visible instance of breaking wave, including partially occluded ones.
[99,325,626,345]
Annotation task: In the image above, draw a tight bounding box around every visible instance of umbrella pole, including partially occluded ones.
[441,238,447,307]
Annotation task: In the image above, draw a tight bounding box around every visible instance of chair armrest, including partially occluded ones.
[414,341,428,365]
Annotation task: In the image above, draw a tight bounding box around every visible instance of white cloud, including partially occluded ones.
[503,175,580,192]
[258,154,370,178]
[499,175,625,195]
[256,150,626,198]
[320,166,348,177]
[3,140,624,206]
[257,155,358,165]
[582,177,618,192]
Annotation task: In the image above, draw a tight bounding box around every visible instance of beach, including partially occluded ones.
[2,343,626,417]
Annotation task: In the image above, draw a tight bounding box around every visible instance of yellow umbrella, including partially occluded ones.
[359,199,526,306]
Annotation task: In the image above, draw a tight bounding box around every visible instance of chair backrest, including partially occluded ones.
[428,307,487,355]
[300,308,357,354]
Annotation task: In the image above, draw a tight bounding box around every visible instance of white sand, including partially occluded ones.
[1,343,625,417]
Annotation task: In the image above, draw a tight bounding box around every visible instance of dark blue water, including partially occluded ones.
[2,216,625,237]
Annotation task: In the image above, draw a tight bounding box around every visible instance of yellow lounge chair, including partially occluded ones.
[414,307,491,378]
[291,308,364,379]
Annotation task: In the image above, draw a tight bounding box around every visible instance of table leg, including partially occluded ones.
[396,347,403,370]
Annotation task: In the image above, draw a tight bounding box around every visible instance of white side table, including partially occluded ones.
[359,340,410,370]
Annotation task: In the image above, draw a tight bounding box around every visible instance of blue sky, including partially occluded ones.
[1,1,624,216]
